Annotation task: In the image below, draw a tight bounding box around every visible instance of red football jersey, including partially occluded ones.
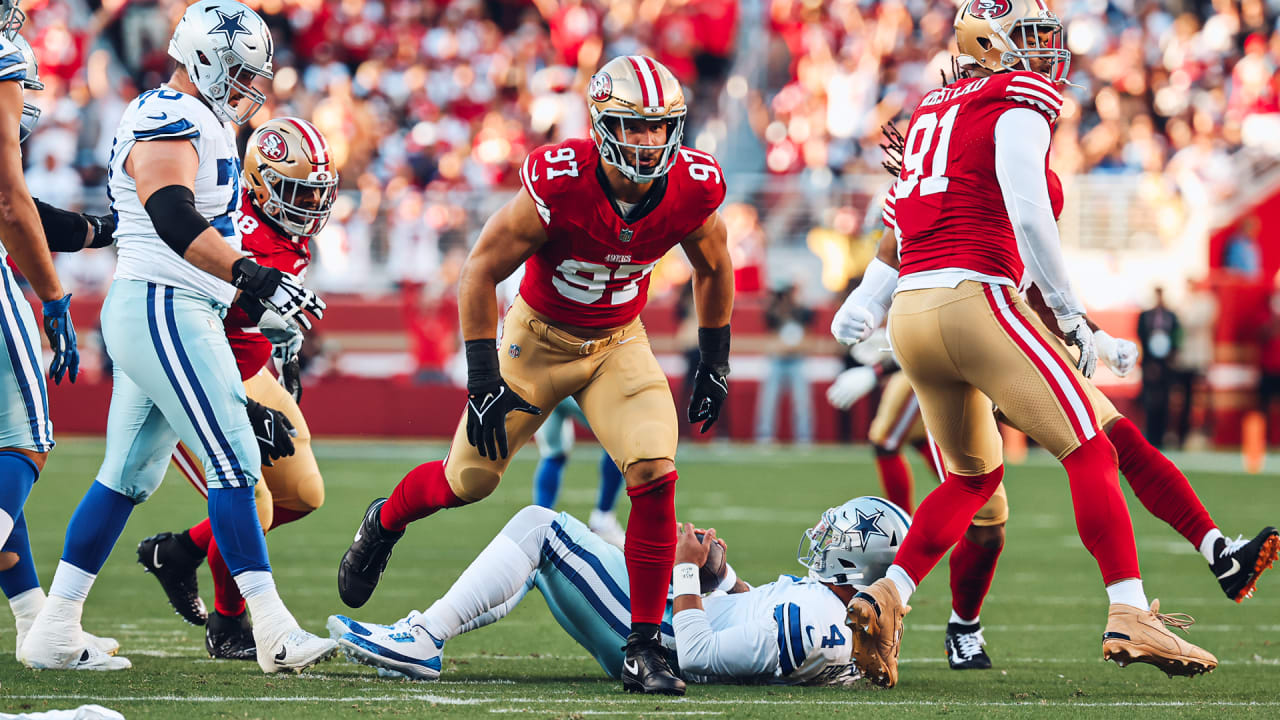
[884,71,1063,284]
[224,189,312,380]
[517,137,726,329]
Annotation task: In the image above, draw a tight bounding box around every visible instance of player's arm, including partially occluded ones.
[35,198,116,252]
[994,107,1096,376]
[456,188,548,459]
[127,140,323,325]
[681,212,733,433]
[831,218,900,346]
[0,80,61,302]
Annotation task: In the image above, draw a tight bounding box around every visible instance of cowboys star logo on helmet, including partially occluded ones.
[850,509,889,551]
[168,0,274,125]
[798,497,910,586]
[208,8,251,45]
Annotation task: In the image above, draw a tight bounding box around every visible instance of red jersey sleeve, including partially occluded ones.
[665,146,727,235]
[1000,71,1063,127]
[520,141,588,231]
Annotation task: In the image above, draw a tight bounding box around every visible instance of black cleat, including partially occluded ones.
[944,622,992,670]
[1212,527,1279,602]
[622,631,686,695]
[338,498,405,608]
[206,609,256,661]
[137,531,208,626]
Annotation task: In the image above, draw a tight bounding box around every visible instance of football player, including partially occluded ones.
[20,0,334,672]
[338,54,733,695]
[133,117,336,661]
[828,1,1215,686]
[531,398,626,547]
[0,9,119,663]
[328,496,908,686]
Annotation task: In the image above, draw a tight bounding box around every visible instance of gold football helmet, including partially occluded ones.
[587,55,687,183]
[955,0,1070,82]
[244,117,338,238]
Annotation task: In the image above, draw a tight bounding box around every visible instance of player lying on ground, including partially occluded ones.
[131,117,337,661]
[827,0,1214,686]
[531,397,626,547]
[328,496,909,686]
[337,54,734,695]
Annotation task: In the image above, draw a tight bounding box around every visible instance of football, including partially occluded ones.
[695,531,728,593]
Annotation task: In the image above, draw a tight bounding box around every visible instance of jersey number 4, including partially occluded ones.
[820,624,845,649]
[898,105,959,199]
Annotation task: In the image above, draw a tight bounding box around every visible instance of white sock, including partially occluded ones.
[421,533,539,642]
[47,561,96,603]
[885,565,916,605]
[1106,578,1148,610]
[589,509,615,526]
[9,586,45,619]
[237,571,297,630]
[949,610,978,626]
[1198,528,1224,564]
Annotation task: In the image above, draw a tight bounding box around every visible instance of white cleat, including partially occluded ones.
[20,597,131,671]
[589,510,626,549]
[255,624,339,674]
[337,610,444,681]
[12,590,121,661]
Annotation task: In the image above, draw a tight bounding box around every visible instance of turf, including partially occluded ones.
[0,438,1276,719]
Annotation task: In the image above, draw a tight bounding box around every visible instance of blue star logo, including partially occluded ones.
[208,9,250,46]
[850,509,888,551]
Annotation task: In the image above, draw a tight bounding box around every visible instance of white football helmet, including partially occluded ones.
[798,496,911,587]
[11,32,40,143]
[168,0,273,125]
[1,0,24,39]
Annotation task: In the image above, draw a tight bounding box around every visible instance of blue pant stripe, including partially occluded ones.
[787,602,805,670]
[160,288,246,486]
[551,521,631,610]
[146,284,226,483]
[542,537,631,639]
[774,604,795,675]
[0,269,49,448]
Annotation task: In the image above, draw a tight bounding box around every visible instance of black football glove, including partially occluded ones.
[464,339,540,460]
[231,258,326,330]
[245,397,296,467]
[278,352,303,403]
[687,325,730,433]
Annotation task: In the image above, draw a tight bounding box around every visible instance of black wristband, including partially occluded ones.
[697,325,731,369]
[234,293,267,324]
[231,258,282,300]
[34,197,90,252]
[464,339,500,390]
[87,213,116,248]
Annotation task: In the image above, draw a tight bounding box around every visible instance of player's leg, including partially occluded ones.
[340,301,565,608]
[589,450,626,548]
[945,484,1007,671]
[331,505,558,680]
[576,328,684,695]
[867,373,922,513]
[204,480,273,661]
[136,442,210,626]
[532,401,574,508]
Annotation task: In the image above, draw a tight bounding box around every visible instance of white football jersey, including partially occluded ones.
[669,574,859,686]
[0,35,29,263]
[108,85,242,305]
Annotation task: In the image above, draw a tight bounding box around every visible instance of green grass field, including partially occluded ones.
[0,438,1276,719]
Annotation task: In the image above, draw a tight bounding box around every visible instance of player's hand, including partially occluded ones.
[1094,330,1138,377]
[466,380,541,459]
[246,398,297,467]
[41,294,79,385]
[231,258,326,329]
[827,366,878,410]
[675,523,717,566]
[277,351,303,402]
[258,306,304,359]
[688,362,729,433]
[831,301,876,345]
[1057,315,1097,378]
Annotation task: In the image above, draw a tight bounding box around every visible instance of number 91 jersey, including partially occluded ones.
[518,137,726,329]
[887,71,1063,285]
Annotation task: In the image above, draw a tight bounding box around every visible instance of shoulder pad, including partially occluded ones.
[670,146,727,219]
[132,90,205,142]
[1000,72,1063,125]
[0,38,27,84]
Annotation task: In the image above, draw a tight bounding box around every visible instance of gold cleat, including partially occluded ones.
[1102,600,1217,678]
[844,578,909,687]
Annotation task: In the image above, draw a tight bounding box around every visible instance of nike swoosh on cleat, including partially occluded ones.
[624,659,640,676]
[1216,558,1241,580]
[153,545,164,569]
[276,646,288,662]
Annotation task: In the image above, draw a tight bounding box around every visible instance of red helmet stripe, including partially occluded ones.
[627,55,656,107]
[283,116,330,169]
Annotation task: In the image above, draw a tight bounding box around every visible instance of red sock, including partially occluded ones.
[380,460,469,532]
[892,466,1004,584]
[914,440,941,481]
[207,538,246,617]
[1108,417,1216,547]
[949,534,1002,621]
[1062,434,1140,585]
[625,472,678,626]
[268,506,311,531]
[187,518,213,552]
[874,452,914,513]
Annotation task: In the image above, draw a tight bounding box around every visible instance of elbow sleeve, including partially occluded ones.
[34,198,90,252]
[143,185,210,256]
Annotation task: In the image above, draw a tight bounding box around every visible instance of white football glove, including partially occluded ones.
[1057,315,1097,378]
[1094,330,1138,377]
[827,366,878,410]
[831,303,878,345]
[258,306,304,361]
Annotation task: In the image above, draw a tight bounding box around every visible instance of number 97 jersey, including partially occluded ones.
[518,137,726,329]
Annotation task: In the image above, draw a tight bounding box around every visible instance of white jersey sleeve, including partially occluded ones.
[108,85,243,305]
[0,37,28,84]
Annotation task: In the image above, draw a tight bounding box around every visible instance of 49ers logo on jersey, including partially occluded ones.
[589,72,613,102]
[257,130,289,162]
[968,0,1012,18]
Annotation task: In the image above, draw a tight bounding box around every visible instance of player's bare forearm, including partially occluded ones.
[183,229,248,282]
[682,212,733,327]
[876,226,901,270]
[459,189,548,341]
[0,83,62,302]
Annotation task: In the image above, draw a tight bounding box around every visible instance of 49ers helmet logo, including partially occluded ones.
[257,129,289,162]
[968,0,1012,18]
[589,72,613,102]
